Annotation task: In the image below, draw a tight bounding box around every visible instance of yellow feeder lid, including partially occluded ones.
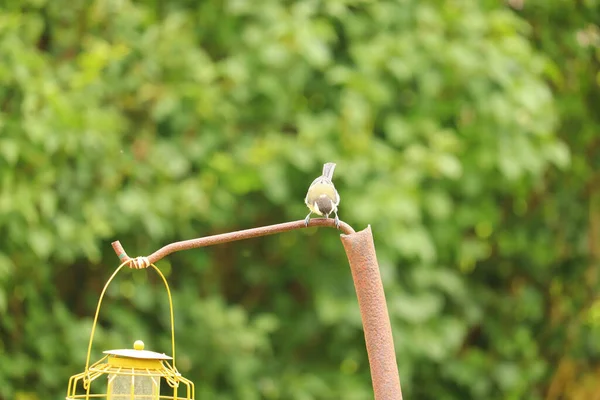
[103,340,172,360]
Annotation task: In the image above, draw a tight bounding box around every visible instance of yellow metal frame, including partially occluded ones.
[86,262,177,370]
[66,261,195,400]
[66,355,195,399]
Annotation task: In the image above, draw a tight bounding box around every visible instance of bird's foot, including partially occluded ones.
[334,214,340,229]
[304,214,311,227]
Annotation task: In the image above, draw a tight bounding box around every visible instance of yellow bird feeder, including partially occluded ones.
[66,262,194,400]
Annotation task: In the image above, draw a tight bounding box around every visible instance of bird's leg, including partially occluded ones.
[334,211,340,229]
[304,211,312,227]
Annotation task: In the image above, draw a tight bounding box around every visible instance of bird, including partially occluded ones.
[304,162,341,228]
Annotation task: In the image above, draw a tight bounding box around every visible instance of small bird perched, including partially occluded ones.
[304,162,341,228]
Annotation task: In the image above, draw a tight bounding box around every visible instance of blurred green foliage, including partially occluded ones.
[0,0,598,399]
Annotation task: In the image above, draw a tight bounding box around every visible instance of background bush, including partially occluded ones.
[0,0,598,399]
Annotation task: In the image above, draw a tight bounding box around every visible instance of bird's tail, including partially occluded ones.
[322,162,336,180]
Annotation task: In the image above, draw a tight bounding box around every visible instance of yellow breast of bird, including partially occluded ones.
[305,182,338,216]
[312,182,337,198]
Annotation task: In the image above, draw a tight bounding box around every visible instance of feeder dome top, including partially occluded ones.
[103,340,172,360]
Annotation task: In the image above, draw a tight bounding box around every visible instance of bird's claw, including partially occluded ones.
[304,215,311,227]
[334,214,340,229]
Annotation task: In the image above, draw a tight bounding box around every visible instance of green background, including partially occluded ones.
[1,0,599,399]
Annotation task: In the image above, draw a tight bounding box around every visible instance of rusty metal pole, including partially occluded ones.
[111,219,402,399]
[341,226,402,400]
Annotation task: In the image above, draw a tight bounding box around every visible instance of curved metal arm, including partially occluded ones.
[111,218,354,267]
[110,218,402,399]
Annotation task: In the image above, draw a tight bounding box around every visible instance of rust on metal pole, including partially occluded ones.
[341,225,402,400]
